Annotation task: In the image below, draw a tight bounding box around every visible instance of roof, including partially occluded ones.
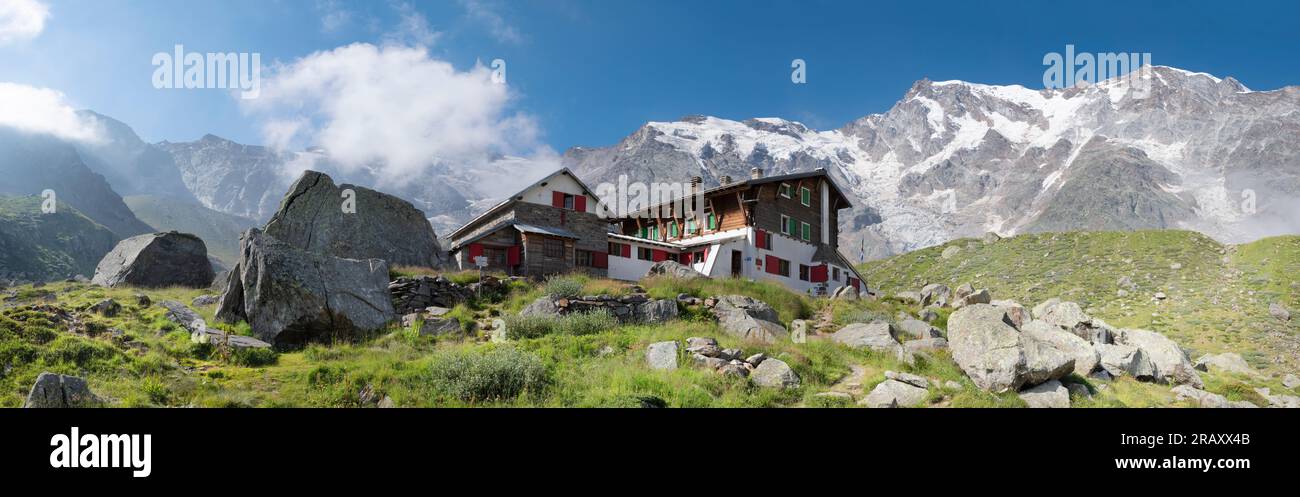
[606,229,748,250]
[449,221,581,252]
[448,167,602,240]
[609,168,855,220]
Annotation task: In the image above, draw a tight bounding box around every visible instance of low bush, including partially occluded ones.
[504,310,618,339]
[427,346,550,403]
[543,276,585,300]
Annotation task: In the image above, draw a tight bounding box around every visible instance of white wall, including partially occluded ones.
[518,172,597,213]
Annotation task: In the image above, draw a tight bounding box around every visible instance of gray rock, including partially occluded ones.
[92,231,215,288]
[1019,380,1070,408]
[919,309,939,323]
[1021,320,1098,377]
[1066,382,1091,399]
[790,319,809,343]
[24,372,99,408]
[894,291,921,304]
[1096,343,1155,379]
[861,379,928,408]
[519,296,561,317]
[903,337,949,354]
[1020,328,1077,386]
[884,370,929,388]
[832,285,859,301]
[718,348,743,361]
[1171,385,1233,408]
[745,353,767,366]
[646,341,679,370]
[717,363,749,378]
[160,300,205,333]
[1115,328,1203,387]
[418,317,461,337]
[215,229,395,348]
[750,358,800,389]
[89,298,121,317]
[897,318,941,339]
[692,353,728,370]
[1270,302,1291,321]
[920,283,951,307]
[832,321,900,353]
[685,337,721,356]
[189,322,273,349]
[944,380,963,390]
[1034,299,1090,330]
[991,300,1028,328]
[191,294,219,307]
[633,299,680,323]
[940,246,961,260]
[1193,353,1256,376]
[955,283,974,301]
[645,260,704,279]
[1284,374,1300,390]
[710,295,788,343]
[947,304,1027,392]
[263,170,444,268]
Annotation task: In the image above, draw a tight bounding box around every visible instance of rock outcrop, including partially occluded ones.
[215,229,395,348]
[518,293,679,324]
[645,260,704,279]
[707,295,787,343]
[91,231,215,288]
[263,170,444,268]
[947,304,1028,392]
[24,372,99,408]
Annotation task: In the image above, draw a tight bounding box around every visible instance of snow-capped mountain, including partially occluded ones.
[563,66,1300,259]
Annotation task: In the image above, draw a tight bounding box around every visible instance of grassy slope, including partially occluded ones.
[123,195,256,267]
[2,231,1296,408]
[0,196,118,281]
[860,230,1300,376]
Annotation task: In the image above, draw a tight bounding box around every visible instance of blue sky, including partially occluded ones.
[2,0,1298,152]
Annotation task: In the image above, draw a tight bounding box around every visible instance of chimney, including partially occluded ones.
[719,175,732,185]
[690,176,702,191]
[750,167,763,179]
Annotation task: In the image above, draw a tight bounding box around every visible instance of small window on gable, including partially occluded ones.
[779,183,793,198]
[800,186,811,206]
[780,215,791,235]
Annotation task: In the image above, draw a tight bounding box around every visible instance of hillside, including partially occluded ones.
[860,230,1300,375]
[0,196,118,282]
[124,195,256,267]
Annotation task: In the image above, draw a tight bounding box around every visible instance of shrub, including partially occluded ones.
[231,347,278,367]
[504,310,617,339]
[427,346,550,402]
[543,276,585,300]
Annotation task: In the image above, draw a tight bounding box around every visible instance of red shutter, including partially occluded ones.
[651,249,668,262]
[552,191,565,208]
[622,244,632,258]
[575,195,586,212]
[593,251,608,268]
[765,255,780,275]
[681,252,693,264]
[506,246,521,265]
[850,278,860,290]
[810,264,828,282]
[754,230,766,248]
[468,243,484,260]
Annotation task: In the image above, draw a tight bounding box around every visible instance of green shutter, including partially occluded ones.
[802,222,810,241]
[670,222,678,237]
[801,187,811,205]
[707,213,716,229]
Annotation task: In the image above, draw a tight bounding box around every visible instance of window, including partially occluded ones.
[778,259,791,277]
[564,195,575,210]
[576,249,593,267]
[686,218,697,235]
[801,221,811,241]
[799,264,810,281]
[649,225,659,240]
[832,267,840,281]
[544,238,565,258]
[780,215,791,235]
[800,186,811,206]
[779,183,793,198]
[669,221,678,238]
[637,226,648,238]
[637,247,653,261]
[706,212,717,230]
[609,242,624,257]
[693,251,706,264]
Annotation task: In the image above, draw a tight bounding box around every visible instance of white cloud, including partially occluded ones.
[384,2,440,47]
[0,0,49,45]
[314,0,351,32]
[243,43,548,187]
[0,82,103,142]
[459,0,522,44]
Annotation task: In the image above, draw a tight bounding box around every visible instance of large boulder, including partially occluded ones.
[263,170,444,268]
[861,379,929,408]
[92,231,215,288]
[896,318,941,339]
[215,229,395,348]
[1096,344,1156,379]
[1020,331,1076,386]
[24,372,99,408]
[710,295,787,343]
[946,304,1027,392]
[645,260,704,279]
[919,283,951,307]
[645,341,679,370]
[1115,328,1203,387]
[1019,380,1070,408]
[1194,353,1257,376]
[750,358,800,389]
[1021,320,1098,377]
[832,322,900,353]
